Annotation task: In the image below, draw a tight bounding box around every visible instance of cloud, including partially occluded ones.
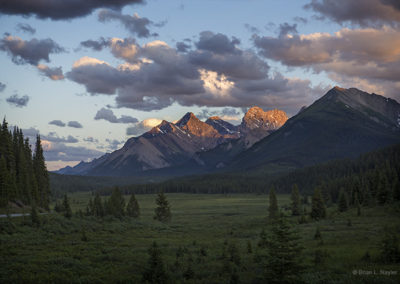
[67,33,325,114]
[278,23,298,37]
[105,138,124,150]
[43,132,79,143]
[126,118,162,136]
[67,56,132,94]
[196,107,243,123]
[304,0,400,27]
[0,35,64,66]
[0,82,5,92]
[67,121,83,128]
[83,137,99,143]
[195,31,241,55]
[49,120,66,127]
[98,10,159,38]
[94,107,138,123]
[16,23,36,34]
[244,24,260,34]
[176,41,191,53]
[80,37,109,51]
[6,94,29,107]
[0,0,145,20]
[37,64,64,80]
[42,142,104,162]
[253,26,400,100]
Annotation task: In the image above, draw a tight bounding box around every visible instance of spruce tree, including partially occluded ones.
[154,192,171,223]
[338,188,348,212]
[142,241,169,283]
[31,202,40,227]
[126,193,140,218]
[33,135,50,210]
[263,217,303,283]
[63,194,72,219]
[108,187,125,218]
[291,184,301,216]
[310,187,326,220]
[268,186,278,220]
[93,192,104,217]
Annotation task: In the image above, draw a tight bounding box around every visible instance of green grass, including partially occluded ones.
[1,193,399,283]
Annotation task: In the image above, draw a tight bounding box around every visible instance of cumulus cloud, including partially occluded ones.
[195,31,241,55]
[68,32,325,114]
[43,132,79,143]
[37,64,64,80]
[67,121,83,128]
[16,23,36,34]
[0,82,5,92]
[42,142,104,162]
[98,10,161,38]
[278,23,298,37]
[126,118,162,136]
[105,138,124,150]
[196,107,243,123]
[84,137,99,143]
[176,41,191,53]
[304,0,400,27]
[0,0,144,20]
[253,26,400,99]
[94,107,138,123]
[6,94,29,107]
[49,120,66,127]
[80,37,109,51]
[0,35,64,65]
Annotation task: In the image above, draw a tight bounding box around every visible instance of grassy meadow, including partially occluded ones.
[1,193,400,283]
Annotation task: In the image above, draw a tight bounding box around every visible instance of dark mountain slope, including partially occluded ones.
[228,87,400,171]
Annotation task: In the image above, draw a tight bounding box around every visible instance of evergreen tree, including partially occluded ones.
[0,156,11,207]
[355,192,361,216]
[154,192,171,223]
[338,188,348,212]
[377,172,389,205]
[268,186,278,220]
[33,135,50,210]
[31,202,40,227]
[126,193,140,218]
[93,192,104,217]
[107,187,125,218]
[262,217,303,283]
[63,194,72,219]
[291,184,301,216]
[142,241,169,283]
[310,187,326,220]
[86,198,94,216]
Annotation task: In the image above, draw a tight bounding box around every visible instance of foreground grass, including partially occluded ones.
[1,193,399,283]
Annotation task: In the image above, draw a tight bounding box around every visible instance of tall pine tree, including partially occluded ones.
[268,186,278,220]
[291,184,301,216]
[311,187,326,220]
[33,135,50,210]
[154,192,171,223]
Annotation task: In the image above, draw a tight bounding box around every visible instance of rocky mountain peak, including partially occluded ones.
[175,112,198,127]
[322,86,400,127]
[242,106,288,131]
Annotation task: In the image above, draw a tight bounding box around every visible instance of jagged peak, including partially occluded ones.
[175,112,199,127]
[242,106,288,131]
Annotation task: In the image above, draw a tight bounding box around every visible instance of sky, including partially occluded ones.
[1,0,400,170]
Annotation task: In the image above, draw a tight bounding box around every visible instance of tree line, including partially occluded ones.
[0,119,50,210]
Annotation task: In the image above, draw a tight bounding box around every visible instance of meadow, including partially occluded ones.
[1,193,399,283]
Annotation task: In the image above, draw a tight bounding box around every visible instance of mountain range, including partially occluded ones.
[56,87,400,177]
[56,106,287,176]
